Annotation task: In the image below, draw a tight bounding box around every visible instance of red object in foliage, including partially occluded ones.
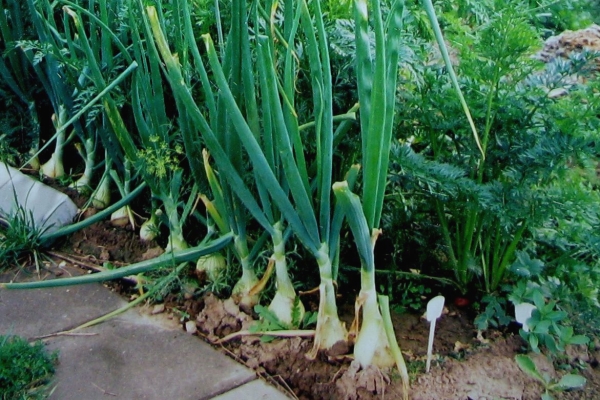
[454,297,470,307]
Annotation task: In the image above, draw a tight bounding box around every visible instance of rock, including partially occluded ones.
[548,87,568,98]
[141,246,164,261]
[151,304,165,315]
[0,163,78,236]
[536,24,600,69]
[185,320,197,335]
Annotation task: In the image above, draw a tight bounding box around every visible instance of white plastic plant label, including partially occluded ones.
[514,302,537,333]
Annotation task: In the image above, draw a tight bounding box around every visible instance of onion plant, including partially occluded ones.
[1,232,233,289]
[69,136,96,192]
[146,0,356,352]
[22,0,103,177]
[0,0,48,169]
[40,106,67,179]
[329,0,409,373]
[331,0,485,394]
[199,151,261,309]
[129,0,262,308]
[7,0,135,206]
[47,0,198,252]
[109,161,135,229]
[142,0,308,320]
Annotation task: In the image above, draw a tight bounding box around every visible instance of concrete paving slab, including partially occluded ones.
[210,379,291,400]
[0,280,126,338]
[45,314,255,400]
[0,270,290,400]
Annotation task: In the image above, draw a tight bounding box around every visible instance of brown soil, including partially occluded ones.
[27,183,600,400]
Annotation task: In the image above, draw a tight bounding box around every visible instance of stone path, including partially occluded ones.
[0,268,290,400]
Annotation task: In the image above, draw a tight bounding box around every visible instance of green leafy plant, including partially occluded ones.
[474,294,512,331]
[392,280,431,313]
[249,299,315,343]
[515,354,586,400]
[0,335,57,400]
[0,204,47,273]
[510,285,589,355]
[526,162,600,339]
[390,0,600,296]
[250,305,289,342]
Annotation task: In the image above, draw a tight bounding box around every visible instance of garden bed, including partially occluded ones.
[38,208,599,400]
[2,1,600,399]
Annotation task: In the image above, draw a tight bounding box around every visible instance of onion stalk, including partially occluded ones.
[307,244,348,357]
[333,182,394,367]
[91,166,111,210]
[162,200,188,253]
[69,136,96,193]
[109,162,135,230]
[201,150,260,309]
[231,235,259,309]
[140,209,159,242]
[268,222,304,327]
[196,252,227,282]
[62,2,191,253]
[41,106,68,179]
[1,232,233,289]
[334,0,407,366]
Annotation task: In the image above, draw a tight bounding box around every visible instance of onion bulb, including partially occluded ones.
[196,252,227,282]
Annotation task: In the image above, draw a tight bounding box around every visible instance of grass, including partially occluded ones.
[0,335,57,400]
[0,205,46,274]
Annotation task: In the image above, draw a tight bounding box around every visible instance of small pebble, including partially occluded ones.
[185,320,197,334]
[151,304,165,315]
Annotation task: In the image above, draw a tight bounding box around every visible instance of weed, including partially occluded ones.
[474,295,513,331]
[392,280,431,313]
[0,204,47,273]
[515,354,586,400]
[405,359,427,383]
[0,335,57,400]
[250,305,290,343]
[249,301,316,343]
[511,284,590,355]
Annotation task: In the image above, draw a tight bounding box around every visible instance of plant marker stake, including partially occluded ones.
[425,295,445,373]
[514,303,536,333]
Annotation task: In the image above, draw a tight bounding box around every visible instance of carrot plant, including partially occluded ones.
[391,3,534,293]
[390,1,600,297]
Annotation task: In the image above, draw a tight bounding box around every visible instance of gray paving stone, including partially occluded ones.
[0,274,288,400]
[0,281,126,338]
[210,379,291,400]
[45,313,255,400]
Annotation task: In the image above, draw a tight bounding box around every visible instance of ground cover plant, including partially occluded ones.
[0,335,57,400]
[0,0,599,398]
